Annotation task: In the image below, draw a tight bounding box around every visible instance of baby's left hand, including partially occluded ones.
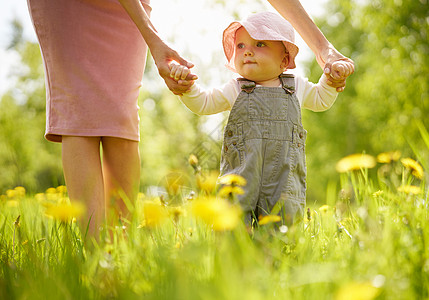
[170,63,198,86]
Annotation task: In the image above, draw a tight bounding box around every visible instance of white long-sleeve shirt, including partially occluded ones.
[179,74,338,115]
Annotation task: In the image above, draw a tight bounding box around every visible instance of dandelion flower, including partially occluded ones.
[45,187,57,194]
[168,206,185,222]
[258,215,281,225]
[6,189,16,199]
[14,186,26,198]
[196,171,219,193]
[218,174,247,186]
[45,202,85,222]
[372,190,384,198]
[377,151,401,163]
[191,197,241,231]
[397,185,422,195]
[401,158,424,179]
[218,185,245,198]
[319,205,330,213]
[56,185,67,195]
[336,154,376,173]
[335,281,380,300]
[142,202,168,227]
[188,154,199,167]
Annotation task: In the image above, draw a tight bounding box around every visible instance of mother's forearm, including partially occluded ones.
[266,0,330,67]
[118,0,163,50]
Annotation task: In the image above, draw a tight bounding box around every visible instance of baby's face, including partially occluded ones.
[233,27,288,86]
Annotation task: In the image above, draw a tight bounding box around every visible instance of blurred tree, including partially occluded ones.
[303,0,429,202]
[0,21,63,193]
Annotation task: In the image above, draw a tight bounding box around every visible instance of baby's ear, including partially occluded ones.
[280,52,289,70]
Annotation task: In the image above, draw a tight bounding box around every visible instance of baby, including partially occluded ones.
[171,12,340,225]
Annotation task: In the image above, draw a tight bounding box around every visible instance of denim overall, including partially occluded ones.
[220,74,307,225]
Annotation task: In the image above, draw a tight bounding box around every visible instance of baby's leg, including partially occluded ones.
[62,136,104,236]
[101,137,140,224]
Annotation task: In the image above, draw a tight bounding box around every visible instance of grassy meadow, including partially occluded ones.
[0,149,427,300]
[1,1,427,299]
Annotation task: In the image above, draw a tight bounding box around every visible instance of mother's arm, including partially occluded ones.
[267,0,354,92]
[118,0,196,95]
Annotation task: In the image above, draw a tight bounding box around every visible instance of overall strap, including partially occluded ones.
[237,78,256,94]
[279,73,295,95]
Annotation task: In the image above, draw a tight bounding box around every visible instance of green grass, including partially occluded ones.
[0,158,427,300]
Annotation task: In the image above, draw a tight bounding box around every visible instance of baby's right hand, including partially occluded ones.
[169,63,198,87]
[325,60,353,92]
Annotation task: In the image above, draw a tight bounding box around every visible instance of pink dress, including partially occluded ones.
[27,0,151,142]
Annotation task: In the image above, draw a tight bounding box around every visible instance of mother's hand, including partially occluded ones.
[150,42,197,96]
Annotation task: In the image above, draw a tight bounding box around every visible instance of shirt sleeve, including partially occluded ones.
[295,74,338,112]
[179,79,240,115]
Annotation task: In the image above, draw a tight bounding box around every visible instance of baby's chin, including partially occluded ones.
[237,72,284,86]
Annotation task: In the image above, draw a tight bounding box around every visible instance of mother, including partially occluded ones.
[27,0,353,235]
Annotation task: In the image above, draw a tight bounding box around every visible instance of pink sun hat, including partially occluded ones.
[223,11,299,71]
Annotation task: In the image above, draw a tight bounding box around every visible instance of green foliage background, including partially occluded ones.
[302,0,428,201]
[0,0,428,199]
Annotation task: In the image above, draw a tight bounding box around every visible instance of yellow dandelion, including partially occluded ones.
[142,202,168,227]
[45,202,85,222]
[258,215,281,225]
[56,185,67,195]
[45,187,57,194]
[14,186,26,198]
[397,185,422,195]
[218,185,245,198]
[218,174,247,186]
[335,281,380,300]
[376,151,401,163]
[319,204,330,213]
[212,206,242,231]
[401,158,424,179]
[372,190,384,198]
[6,189,16,199]
[336,154,376,173]
[168,206,186,221]
[188,154,199,167]
[191,197,241,231]
[45,188,59,202]
[196,171,219,193]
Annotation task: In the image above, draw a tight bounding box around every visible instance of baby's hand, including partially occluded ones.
[169,62,198,87]
[325,60,353,92]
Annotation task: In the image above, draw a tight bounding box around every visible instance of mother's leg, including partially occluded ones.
[101,137,141,223]
[62,136,104,236]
